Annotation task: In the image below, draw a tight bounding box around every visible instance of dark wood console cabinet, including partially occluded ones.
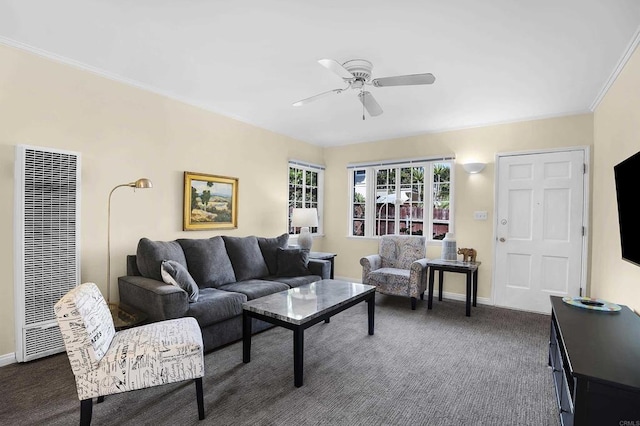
[549,296,640,425]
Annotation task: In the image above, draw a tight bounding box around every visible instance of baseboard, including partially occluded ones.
[438,291,491,306]
[335,275,492,306]
[0,352,16,367]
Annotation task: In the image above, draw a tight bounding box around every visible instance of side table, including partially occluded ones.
[426,259,481,317]
[109,303,148,331]
[308,252,337,279]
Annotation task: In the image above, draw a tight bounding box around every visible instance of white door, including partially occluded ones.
[493,149,587,314]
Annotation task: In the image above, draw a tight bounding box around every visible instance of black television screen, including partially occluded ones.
[614,150,640,266]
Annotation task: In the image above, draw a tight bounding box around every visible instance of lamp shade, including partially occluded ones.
[132,178,153,189]
[291,208,318,227]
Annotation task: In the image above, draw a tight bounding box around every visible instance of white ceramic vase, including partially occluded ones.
[442,232,457,261]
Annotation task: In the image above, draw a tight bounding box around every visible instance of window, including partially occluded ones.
[349,158,453,240]
[288,161,324,236]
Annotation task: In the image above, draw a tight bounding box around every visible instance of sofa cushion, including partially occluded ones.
[257,233,289,275]
[265,275,322,288]
[368,268,411,296]
[379,237,398,268]
[276,248,311,277]
[161,260,199,303]
[186,288,247,328]
[218,279,289,300]
[177,237,236,288]
[222,236,270,281]
[397,237,426,269]
[136,238,188,281]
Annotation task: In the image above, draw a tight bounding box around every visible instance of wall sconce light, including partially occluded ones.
[463,162,486,174]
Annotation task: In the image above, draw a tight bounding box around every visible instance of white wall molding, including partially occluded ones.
[590,24,640,111]
[0,352,16,367]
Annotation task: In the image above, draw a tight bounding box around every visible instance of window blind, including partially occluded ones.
[347,155,455,169]
[289,159,326,170]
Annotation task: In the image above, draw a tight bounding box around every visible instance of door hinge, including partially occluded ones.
[579,287,583,297]
[583,163,587,174]
[582,226,585,236]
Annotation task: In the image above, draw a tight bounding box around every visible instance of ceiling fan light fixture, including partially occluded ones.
[294,58,435,118]
[342,59,373,81]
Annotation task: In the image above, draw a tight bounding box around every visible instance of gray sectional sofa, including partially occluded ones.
[118,234,331,352]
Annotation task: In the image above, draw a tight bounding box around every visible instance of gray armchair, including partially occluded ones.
[360,235,429,310]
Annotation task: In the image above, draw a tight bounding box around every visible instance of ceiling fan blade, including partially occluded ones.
[292,88,343,107]
[358,91,383,117]
[372,73,435,87]
[318,59,355,80]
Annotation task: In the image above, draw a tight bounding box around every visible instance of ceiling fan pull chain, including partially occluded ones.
[362,90,365,120]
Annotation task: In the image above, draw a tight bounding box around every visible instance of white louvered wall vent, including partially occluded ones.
[14,145,81,362]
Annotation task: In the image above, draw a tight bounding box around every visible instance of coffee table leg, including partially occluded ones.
[438,270,444,301]
[243,311,251,363]
[367,293,375,335]
[293,327,304,387]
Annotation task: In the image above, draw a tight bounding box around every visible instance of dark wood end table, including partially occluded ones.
[426,259,481,317]
[109,303,148,331]
[308,252,337,279]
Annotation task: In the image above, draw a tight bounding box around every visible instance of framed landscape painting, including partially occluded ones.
[183,171,238,231]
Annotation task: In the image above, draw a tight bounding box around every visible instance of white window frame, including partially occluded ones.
[288,160,325,237]
[347,157,454,242]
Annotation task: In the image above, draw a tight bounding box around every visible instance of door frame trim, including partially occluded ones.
[490,146,590,309]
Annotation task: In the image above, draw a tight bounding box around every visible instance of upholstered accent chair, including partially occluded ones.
[54,282,205,425]
[360,235,429,310]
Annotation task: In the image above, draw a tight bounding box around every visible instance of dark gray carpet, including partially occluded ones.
[0,296,560,426]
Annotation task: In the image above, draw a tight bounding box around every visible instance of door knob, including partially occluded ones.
[499,237,506,242]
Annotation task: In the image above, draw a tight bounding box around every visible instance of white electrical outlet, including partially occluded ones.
[474,211,488,220]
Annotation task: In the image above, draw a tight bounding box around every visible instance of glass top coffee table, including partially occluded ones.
[242,279,375,387]
[108,302,148,331]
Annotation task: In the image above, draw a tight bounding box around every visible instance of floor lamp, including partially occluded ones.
[107,178,153,307]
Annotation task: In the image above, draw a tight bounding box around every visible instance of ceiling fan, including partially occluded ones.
[292,58,435,119]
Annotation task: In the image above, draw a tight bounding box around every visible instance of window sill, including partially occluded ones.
[289,234,325,240]
[346,235,443,244]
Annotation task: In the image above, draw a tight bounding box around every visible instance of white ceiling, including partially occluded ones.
[1,0,640,147]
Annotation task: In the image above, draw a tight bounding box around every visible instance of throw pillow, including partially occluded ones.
[222,236,270,281]
[161,260,199,302]
[276,248,311,277]
[257,233,289,275]
[136,237,188,281]
[177,237,236,288]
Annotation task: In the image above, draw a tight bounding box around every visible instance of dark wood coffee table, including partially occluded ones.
[242,279,375,387]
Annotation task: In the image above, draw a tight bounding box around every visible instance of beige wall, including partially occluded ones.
[0,44,323,355]
[592,45,640,313]
[9,36,638,359]
[323,114,594,300]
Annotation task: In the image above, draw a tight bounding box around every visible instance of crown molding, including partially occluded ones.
[590,24,640,111]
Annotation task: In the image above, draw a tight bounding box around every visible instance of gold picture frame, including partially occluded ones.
[183,171,238,231]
